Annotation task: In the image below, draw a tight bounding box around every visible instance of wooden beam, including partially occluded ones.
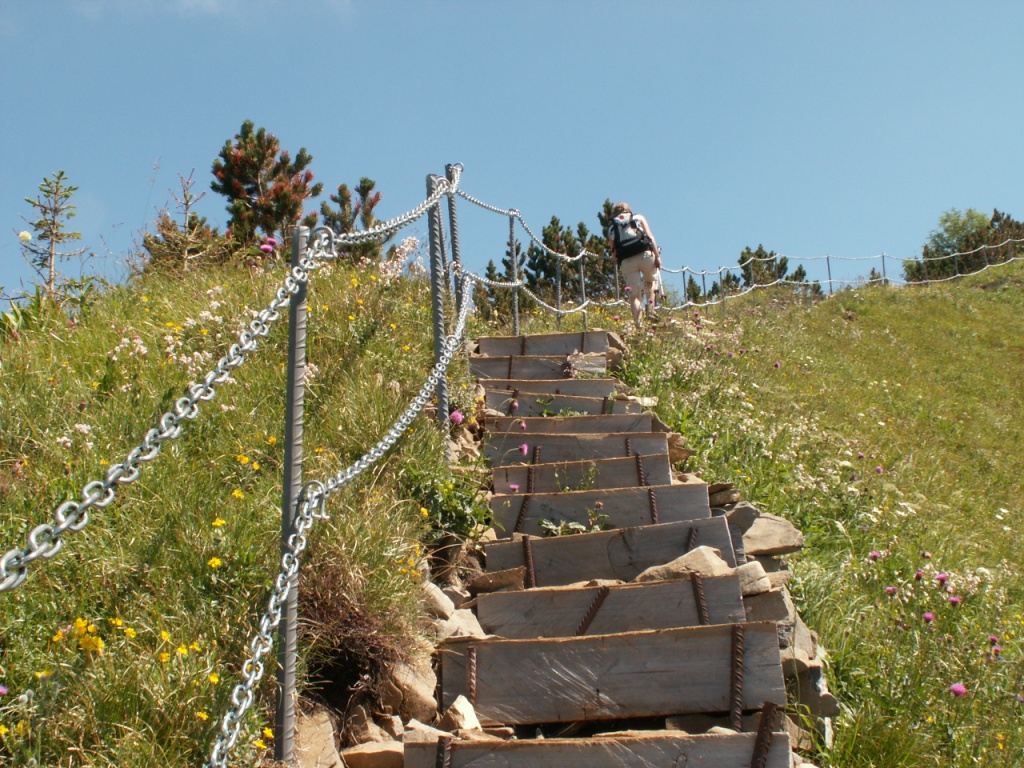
[475,575,745,639]
[485,518,736,586]
[439,622,786,725]
[405,730,792,768]
[491,455,675,494]
[470,354,607,381]
[484,390,642,417]
[484,413,654,435]
[484,432,668,467]
[490,483,710,538]
[480,378,622,398]
[475,331,610,357]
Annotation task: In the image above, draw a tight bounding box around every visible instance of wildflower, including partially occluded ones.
[511,400,519,412]
[348,314,356,321]
[73,618,89,636]
[18,230,32,242]
[15,720,29,737]
[176,644,189,656]
[196,711,209,721]
[267,436,277,445]
[624,286,632,293]
[208,557,223,569]
[922,551,932,559]
[209,673,220,684]
[252,462,261,471]
[0,685,7,696]
[0,725,7,736]
[519,421,526,430]
[52,629,65,643]
[923,612,936,623]
[232,489,245,499]
[915,569,924,580]
[948,595,962,605]
[157,651,170,663]
[124,627,137,639]
[992,645,1003,654]
[419,507,429,519]
[990,635,1000,645]
[612,315,620,322]
[875,465,883,474]
[160,630,171,642]
[212,517,227,528]
[236,454,249,465]
[773,361,781,369]
[885,586,898,595]
[450,410,465,425]
[948,682,967,697]
[519,443,529,456]
[868,551,882,561]
[935,572,949,585]
[508,483,520,492]
[266,237,278,247]
[259,243,274,254]
[190,641,201,651]
[254,739,268,750]
[78,635,105,654]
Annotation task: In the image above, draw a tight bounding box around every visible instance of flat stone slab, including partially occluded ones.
[484,390,642,417]
[484,413,655,435]
[481,377,623,398]
[474,331,610,358]
[470,354,607,381]
[483,432,668,467]
[491,454,675,494]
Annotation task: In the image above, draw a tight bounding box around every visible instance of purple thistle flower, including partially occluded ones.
[948,682,967,697]
[510,400,519,412]
[922,551,932,559]
[259,243,274,253]
[519,422,526,431]
[990,635,1000,645]
[948,595,962,605]
[449,410,465,425]
[923,612,936,623]
[992,645,1003,654]
[0,684,8,696]
[935,572,948,584]
[624,286,632,293]
[885,586,898,595]
[266,237,278,247]
[773,361,781,369]
[915,569,924,580]
[875,465,884,474]
[519,443,529,456]
[858,451,865,459]
[508,483,520,492]
[612,315,620,322]
[868,551,882,561]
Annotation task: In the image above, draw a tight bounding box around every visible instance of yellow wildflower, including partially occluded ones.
[73,617,88,636]
[176,644,189,656]
[251,462,260,472]
[78,635,105,654]
[209,672,220,684]
[232,489,244,499]
[212,517,226,527]
[157,651,170,663]
[190,641,202,652]
[267,436,277,446]
[196,711,209,721]
[208,557,223,569]
[51,629,65,643]
[34,670,54,680]
[262,727,274,739]
[108,617,123,627]
[160,630,171,642]
[236,454,249,465]
[14,720,29,738]
[0,724,8,736]
[124,627,137,639]
[420,507,429,518]
[350,277,359,287]
[254,739,268,750]
[348,315,356,321]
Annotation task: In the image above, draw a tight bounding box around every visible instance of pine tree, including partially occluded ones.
[319,177,389,262]
[739,245,788,287]
[686,275,702,302]
[210,120,323,246]
[20,170,88,301]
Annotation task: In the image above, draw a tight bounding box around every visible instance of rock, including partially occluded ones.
[340,741,404,768]
[379,714,403,741]
[442,585,472,608]
[439,695,482,733]
[752,555,789,573]
[735,560,771,596]
[421,581,455,620]
[634,546,733,582]
[780,644,821,677]
[784,715,815,752]
[380,655,438,724]
[403,719,452,744]
[796,667,840,718]
[436,608,486,641]
[706,482,734,495]
[744,588,790,623]
[723,501,761,533]
[743,513,805,556]
[348,705,391,744]
[767,569,793,589]
[708,488,743,507]
[295,709,343,768]
[454,729,506,741]
[482,726,516,739]
[469,566,525,594]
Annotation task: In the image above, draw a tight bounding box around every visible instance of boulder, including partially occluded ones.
[634,546,733,582]
[436,608,486,641]
[708,488,743,507]
[722,501,761,533]
[735,560,771,596]
[442,585,472,608]
[348,704,391,744]
[380,655,438,724]
[744,588,792,624]
[743,513,804,556]
[295,709,343,768]
[403,719,452,744]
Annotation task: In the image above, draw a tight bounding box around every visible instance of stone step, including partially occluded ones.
[473,331,610,358]
[490,482,710,538]
[405,729,791,768]
[484,518,737,588]
[475,573,745,639]
[484,413,655,435]
[481,377,623,398]
[439,622,786,726]
[491,454,675,494]
[470,353,607,381]
[484,389,643,417]
[484,432,668,467]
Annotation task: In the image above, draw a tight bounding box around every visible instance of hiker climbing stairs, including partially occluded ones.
[410,330,807,768]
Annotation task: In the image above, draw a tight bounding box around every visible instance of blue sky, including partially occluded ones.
[3,0,1023,298]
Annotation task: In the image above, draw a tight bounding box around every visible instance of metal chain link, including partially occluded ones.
[207,276,474,768]
[453,263,525,290]
[0,254,319,593]
[519,284,591,316]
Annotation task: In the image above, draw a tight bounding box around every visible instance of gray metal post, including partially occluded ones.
[613,259,620,302]
[880,253,887,285]
[826,255,834,295]
[426,175,450,428]
[275,225,308,763]
[445,164,463,314]
[555,257,563,330]
[509,215,520,336]
[578,256,587,308]
[701,272,707,303]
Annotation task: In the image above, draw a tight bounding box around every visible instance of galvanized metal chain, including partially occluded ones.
[454,263,525,290]
[519,284,591,316]
[206,276,474,768]
[0,254,319,594]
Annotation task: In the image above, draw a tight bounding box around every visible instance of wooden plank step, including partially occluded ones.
[484,390,642,417]
[481,377,622,398]
[476,574,745,639]
[474,331,610,358]
[484,432,668,467]
[490,483,710,538]
[439,622,786,725]
[405,730,791,768]
[485,518,737,587]
[484,413,654,435]
[492,455,675,494]
[470,354,607,381]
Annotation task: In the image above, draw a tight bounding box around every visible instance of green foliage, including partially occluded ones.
[319,178,391,264]
[210,120,323,245]
[19,170,88,302]
[739,244,789,287]
[904,208,1024,282]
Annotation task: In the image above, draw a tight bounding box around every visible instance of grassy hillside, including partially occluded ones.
[613,266,1024,767]
[1,253,1022,767]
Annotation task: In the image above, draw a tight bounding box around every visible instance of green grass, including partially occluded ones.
[615,267,1024,767]
[2,255,1023,766]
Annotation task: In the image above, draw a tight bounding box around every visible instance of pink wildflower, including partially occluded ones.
[935,572,948,585]
[449,410,465,425]
[508,483,520,492]
[266,237,278,247]
[773,361,781,369]
[259,243,274,254]
[990,635,1000,645]
[875,465,884,474]
[923,612,936,623]
[915,569,924,580]
[868,551,882,561]
[948,682,967,697]
[519,443,529,456]
[885,586,898,595]
[948,595,962,605]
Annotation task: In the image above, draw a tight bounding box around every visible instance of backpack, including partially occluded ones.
[610,213,653,260]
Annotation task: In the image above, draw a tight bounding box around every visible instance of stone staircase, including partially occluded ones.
[403,330,815,768]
